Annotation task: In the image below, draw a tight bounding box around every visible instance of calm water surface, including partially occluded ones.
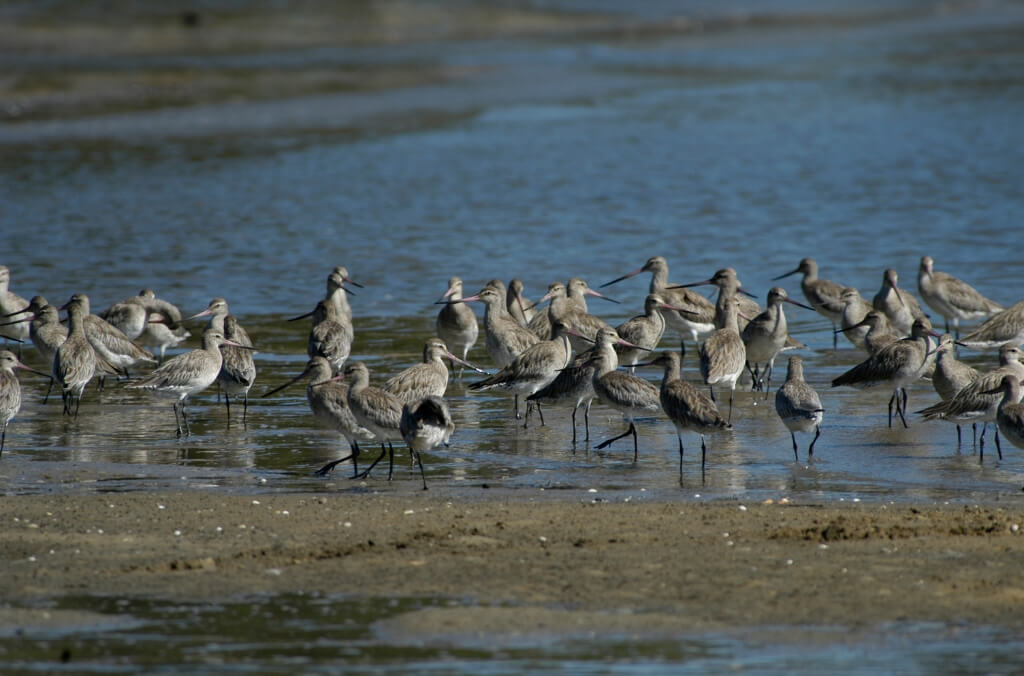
[2,0,1024,671]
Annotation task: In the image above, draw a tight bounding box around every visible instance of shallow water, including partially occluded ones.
[2,0,1024,671]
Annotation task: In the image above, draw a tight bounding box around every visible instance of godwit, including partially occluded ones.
[774,258,847,348]
[326,266,363,326]
[290,300,352,373]
[672,268,759,332]
[435,277,479,374]
[453,285,539,370]
[526,348,598,444]
[188,298,257,416]
[0,296,66,369]
[100,289,186,343]
[696,297,746,424]
[219,315,257,421]
[614,294,676,372]
[832,318,935,428]
[400,395,456,490]
[261,356,375,478]
[0,350,50,457]
[383,337,482,406]
[601,256,716,342]
[931,333,980,445]
[981,375,1024,453]
[506,278,536,327]
[640,349,729,475]
[775,356,824,461]
[958,301,1024,351]
[741,287,813,396]
[918,256,1002,337]
[343,361,405,482]
[918,343,1024,460]
[839,310,899,356]
[526,281,566,340]
[586,328,661,461]
[139,312,191,362]
[838,287,874,350]
[129,329,249,436]
[872,268,927,335]
[78,294,157,380]
[469,318,574,425]
[53,295,101,417]
[0,266,30,349]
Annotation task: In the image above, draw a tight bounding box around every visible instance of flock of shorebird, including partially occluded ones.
[1,255,1024,489]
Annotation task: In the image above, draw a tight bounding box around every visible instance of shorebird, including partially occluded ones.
[53,295,102,417]
[930,333,980,445]
[0,296,66,368]
[696,297,746,424]
[640,349,729,475]
[958,300,1024,351]
[614,294,683,372]
[601,256,716,342]
[506,278,536,327]
[139,312,191,362]
[526,348,598,444]
[839,310,899,356]
[981,374,1024,453]
[832,318,935,428]
[586,328,661,461]
[129,329,249,436]
[775,356,824,461]
[435,277,478,374]
[838,287,874,350]
[0,266,30,349]
[453,285,539,371]
[384,337,482,406]
[469,319,574,425]
[342,361,405,482]
[671,268,759,332]
[79,295,157,380]
[741,287,813,396]
[261,356,375,478]
[774,258,846,348]
[189,298,257,417]
[526,281,564,340]
[326,266,363,326]
[99,289,185,342]
[400,395,456,490]
[918,256,1002,337]
[290,300,351,373]
[0,350,50,457]
[873,268,927,335]
[918,343,1024,460]
[529,278,618,343]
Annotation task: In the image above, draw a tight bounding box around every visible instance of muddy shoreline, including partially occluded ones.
[3,492,1023,635]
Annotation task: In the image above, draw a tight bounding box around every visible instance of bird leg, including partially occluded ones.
[1,423,6,457]
[43,377,54,404]
[808,426,821,459]
[727,390,734,425]
[791,431,799,461]
[242,394,248,424]
[536,402,545,426]
[386,441,395,480]
[181,401,191,436]
[677,434,685,475]
[514,394,521,420]
[979,423,988,462]
[995,427,1003,461]
[700,435,708,483]
[956,424,962,447]
[315,442,360,477]
[355,443,388,479]
[413,450,427,490]
[570,406,578,445]
[596,422,637,457]
[887,390,897,429]
[583,399,592,442]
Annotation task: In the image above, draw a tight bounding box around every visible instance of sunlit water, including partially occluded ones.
[2,0,1024,671]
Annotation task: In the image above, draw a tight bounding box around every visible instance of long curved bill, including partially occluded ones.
[14,359,50,379]
[586,288,620,304]
[0,314,33,327]
[772,268,800,281]
[221,339,255,351]
[0,334,24,343]
[261,365,313,398]
[186,308,212,321]
[437,293,479,306]
[445,351,487,374]
[600,268,643,288]
[2,307,31,318]
[287,310,315,321]
[784,297,816,311]
[665,279,712,290]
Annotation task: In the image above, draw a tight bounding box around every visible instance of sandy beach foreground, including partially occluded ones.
[2,491,1023,636]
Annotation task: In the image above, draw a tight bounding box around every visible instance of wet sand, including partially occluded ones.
[3,491,1023,636]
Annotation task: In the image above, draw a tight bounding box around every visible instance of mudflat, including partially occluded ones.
[2,491,1023,636]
